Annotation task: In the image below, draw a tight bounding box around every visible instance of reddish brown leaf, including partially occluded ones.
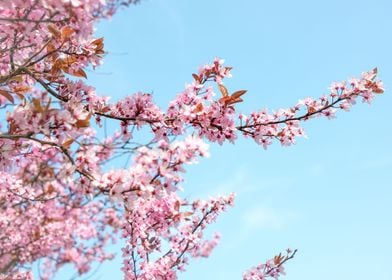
[33,230,41,241]
[0,89,14,103]
[14,92,25,101]
[75,114,91,128]
[61,26,75,39]
[91,37,104,46]
[174,200,180,211]
[218,84,229,97]
[46,43,59,60]
[91,37,104,54]
[307,106,316,114]
[74,69,87,79]
[53,58,66,71]
[219,96,230,105]
[9,75,23,83]
[63,67,87,79]
[274,253,284,265]
[13,86,31,94]
[62,138,74,149]
[46,43,56,53]
[48,24,61,38]
[8,120,15,133]
[193,103,204,113]
[226,97,243,105]
[64,55,78,66]
[32,98,44,113]
[231,90,247,99]
[46,184,55,194]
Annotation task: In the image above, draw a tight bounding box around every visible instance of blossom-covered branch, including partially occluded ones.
[243,249,297,280]
[0,0,384,279]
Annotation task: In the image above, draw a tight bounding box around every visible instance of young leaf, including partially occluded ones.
[91,37,104,46]
[231,90,247,99]
[63,138,74,149]
[14,92,25,101]
[91,37,104,54]
[75,114,91,128]
[226,97,243,105]
[192,73,200,82]
[13,86,31,94]
[63,68,87,79]
[274,253,284,265]
[174,200,180,211]
[47,24,61,38]
[46,43,59,59]
[219,84,229,97]
[64,55,78,66]
[32,98,44,113]
[73,69,87,79]
[0,90,14,103]
[193,103,204,113]
[61,26,75,39]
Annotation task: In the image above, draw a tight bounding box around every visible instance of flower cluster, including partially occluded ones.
[0,171,114,278]
[121,192,235,280]
[243,249,297,280]
[238,68,384,149]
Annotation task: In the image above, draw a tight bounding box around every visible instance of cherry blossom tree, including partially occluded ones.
[0,1,384,279]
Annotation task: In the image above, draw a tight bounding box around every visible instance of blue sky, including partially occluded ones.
[52,0,392,279]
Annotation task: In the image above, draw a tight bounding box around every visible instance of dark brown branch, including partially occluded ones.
[0,16,68,24]
[237,97,345,131]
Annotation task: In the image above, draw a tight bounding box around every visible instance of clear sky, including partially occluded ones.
[53,0,392,279]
